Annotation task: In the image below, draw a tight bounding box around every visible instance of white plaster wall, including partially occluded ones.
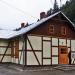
[15,58,18,63]
[12,58,15,63]
[0,40,10,54]
[71,40,75,51]
[0,48,11,54]
[28,36,42,50]
[19,39,26,64]
[12,58,19,64]
[59,39,66,46]
[0,48,6,54]
[35,52,42,65]
[19,40,23,50]
[19,51,23,64]
[52,47,58,55]
[52,57,58,64]
[6,48,11,54]
[43,59,51,65]
[68,48,70,53]
[27,52,39,65]
[0,40,11,62]
[27,40,31,50]
[2,56,11,62]
[71,52,75,64]
[67,40,70,47]
[0,40,8,46]
[43,37,51,40]
[43,41,51,57]
[52,38,58,46]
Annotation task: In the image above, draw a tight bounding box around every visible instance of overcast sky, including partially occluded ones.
[0,0,67,30]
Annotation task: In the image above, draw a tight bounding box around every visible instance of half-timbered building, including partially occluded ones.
[0,11,75,66]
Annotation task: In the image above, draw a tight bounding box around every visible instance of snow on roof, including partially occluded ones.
[0,29,17,39]
[0,11,75,39]
[9,11,61,38]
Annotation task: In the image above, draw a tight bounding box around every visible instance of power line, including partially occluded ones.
[0,0,39,20]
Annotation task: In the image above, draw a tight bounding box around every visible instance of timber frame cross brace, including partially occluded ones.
[27,36,40,65]
[0,41,11,62]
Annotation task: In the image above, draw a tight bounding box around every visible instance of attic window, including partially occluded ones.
[49,25,54,34]
[61,26,66,35]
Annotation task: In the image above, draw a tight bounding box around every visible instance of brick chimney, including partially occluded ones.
[21,23,25,28]
[40,12,46,19]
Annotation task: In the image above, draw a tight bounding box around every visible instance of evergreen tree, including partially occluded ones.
[53,0,59,13]
[61,0,75,23]
[47,8,53,16]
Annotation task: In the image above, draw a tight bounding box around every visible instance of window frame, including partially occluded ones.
[61,26,66,35]
[49,25,54,34]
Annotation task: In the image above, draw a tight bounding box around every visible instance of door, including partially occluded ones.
[59,46,68,64]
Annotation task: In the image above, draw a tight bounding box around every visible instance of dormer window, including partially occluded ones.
[49,25,54,34]
[61,26,66,35]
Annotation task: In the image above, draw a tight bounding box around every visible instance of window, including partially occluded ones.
[61,26,66,35]
[49,25,54,34]
[61,48,67,54]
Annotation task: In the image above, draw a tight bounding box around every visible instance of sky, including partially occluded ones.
[0,0,67,30]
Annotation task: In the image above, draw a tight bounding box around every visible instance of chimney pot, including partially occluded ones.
[21,23,25,28]
[40,12,46,19]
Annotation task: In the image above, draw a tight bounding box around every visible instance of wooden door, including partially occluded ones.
[59,46,68,64]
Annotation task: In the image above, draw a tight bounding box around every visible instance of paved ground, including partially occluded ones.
[0,64,75,75]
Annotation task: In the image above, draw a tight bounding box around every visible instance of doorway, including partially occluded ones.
[58,46,68,64]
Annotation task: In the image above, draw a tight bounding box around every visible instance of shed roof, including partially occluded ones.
[0,11,75,39]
